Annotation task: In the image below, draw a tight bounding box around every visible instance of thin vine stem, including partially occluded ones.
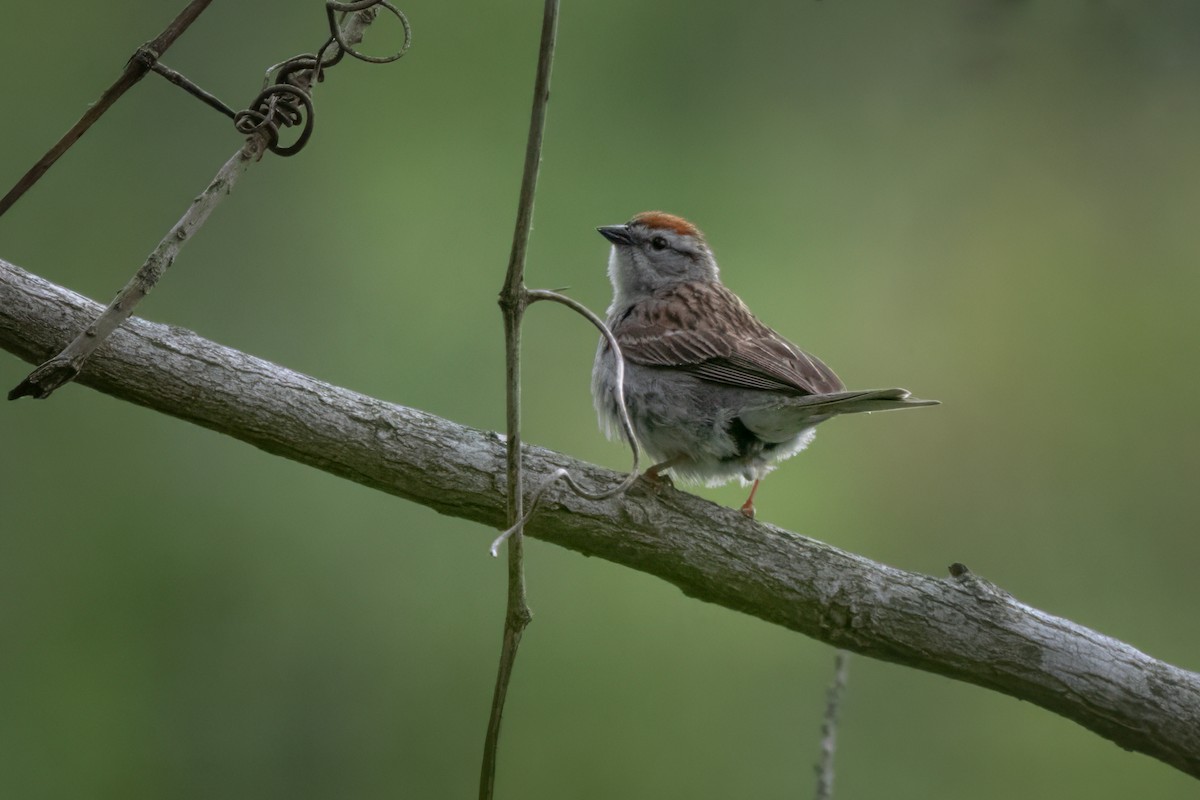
[488,289,641,556]
[480,1,560,798]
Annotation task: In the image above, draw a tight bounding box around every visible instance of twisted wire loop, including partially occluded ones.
[232,0,412,156]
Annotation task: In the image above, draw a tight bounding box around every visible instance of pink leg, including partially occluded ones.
[740,479,760,518]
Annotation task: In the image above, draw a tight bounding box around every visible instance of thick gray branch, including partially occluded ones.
[2,256,1198,779]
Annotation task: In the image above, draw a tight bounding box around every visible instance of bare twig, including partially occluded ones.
[814,650,850,800]
[480,2,559,799]
[7,136,268,402]
[7,5,398,402]
[3,257,1200,780]
[0,0,216,219]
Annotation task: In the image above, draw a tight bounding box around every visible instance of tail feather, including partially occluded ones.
[780,387,940,414]
[740,388,938,443]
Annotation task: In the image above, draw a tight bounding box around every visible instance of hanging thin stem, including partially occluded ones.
[814,650,850,800]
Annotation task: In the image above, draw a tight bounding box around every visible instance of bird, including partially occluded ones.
[590,211,937,518]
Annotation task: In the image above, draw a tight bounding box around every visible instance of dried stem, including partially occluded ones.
[814,650,850,800]
[0,0,215,218]
[7,8,383,402]
[8,137,266,401]
[480,2,559,798]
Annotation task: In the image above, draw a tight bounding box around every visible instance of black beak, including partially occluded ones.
[597,224,634,245]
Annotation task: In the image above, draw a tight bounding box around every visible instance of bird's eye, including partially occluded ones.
[650,236,668,251]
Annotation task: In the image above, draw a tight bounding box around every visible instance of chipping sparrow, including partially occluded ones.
[591,211,937,517]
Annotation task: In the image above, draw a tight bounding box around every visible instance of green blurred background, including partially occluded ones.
[2,1,1198,797]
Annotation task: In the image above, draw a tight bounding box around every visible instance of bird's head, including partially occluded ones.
[597,212,719,303]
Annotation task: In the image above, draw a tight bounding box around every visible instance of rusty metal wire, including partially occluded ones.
[149,59,238,119]
[233,0,412,156]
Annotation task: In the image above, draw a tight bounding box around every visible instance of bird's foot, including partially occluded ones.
[637,459,679,495]
[639,468,675,494]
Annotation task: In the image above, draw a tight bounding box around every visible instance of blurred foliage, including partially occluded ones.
[2,1,1198,797]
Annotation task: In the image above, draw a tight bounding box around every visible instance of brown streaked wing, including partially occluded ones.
[613,283,845,396]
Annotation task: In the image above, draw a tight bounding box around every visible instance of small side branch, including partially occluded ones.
[7,136,267,401]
